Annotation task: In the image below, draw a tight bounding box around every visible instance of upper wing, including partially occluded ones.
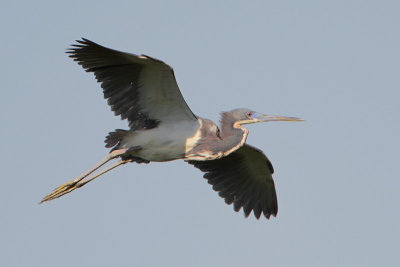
[67,38,197,129]
[188,144,277,219]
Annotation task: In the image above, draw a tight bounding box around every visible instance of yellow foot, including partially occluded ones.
[40,179,82,203]
[40,157,133,204]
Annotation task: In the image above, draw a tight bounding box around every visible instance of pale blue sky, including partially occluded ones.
[1,1,399,266]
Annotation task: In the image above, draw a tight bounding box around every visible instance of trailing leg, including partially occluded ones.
[40,147,140,203]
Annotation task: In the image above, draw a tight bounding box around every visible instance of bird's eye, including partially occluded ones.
[247,112,253,118]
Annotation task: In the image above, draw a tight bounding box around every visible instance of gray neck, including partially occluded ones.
[220,112,245,139]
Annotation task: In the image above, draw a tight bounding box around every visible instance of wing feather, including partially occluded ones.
[188,144,277,220]
[67,38,197,129]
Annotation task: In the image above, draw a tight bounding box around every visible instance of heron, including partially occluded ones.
[41,38,303,220]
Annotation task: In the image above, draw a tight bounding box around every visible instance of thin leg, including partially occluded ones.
[40,147,135,203]
[40,159,132,203]
[69,148,129,184]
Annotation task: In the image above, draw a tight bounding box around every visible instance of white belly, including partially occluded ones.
[119,120,200,162]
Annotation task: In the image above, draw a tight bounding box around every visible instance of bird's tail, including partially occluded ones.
[105,129,129,148]
[40,148,131,203]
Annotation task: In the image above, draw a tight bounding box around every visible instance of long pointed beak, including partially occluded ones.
[253,113,304,122]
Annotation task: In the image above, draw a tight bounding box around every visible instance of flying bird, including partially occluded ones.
[41,38,303,219]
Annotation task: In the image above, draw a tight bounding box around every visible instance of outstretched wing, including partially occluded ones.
[67,38,197,129]
[188,144,277,219]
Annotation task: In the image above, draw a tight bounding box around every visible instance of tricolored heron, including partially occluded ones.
[41,38,303,220]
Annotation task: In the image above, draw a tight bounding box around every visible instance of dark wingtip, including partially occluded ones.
[65,38,96,52]
[263,208,278,219]
[76,37,91,45]
[253,206,262,219]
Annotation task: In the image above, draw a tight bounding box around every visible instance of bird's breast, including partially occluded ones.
[184,123,249,161]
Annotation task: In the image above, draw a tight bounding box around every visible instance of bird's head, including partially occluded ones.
[227,108,304,125]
